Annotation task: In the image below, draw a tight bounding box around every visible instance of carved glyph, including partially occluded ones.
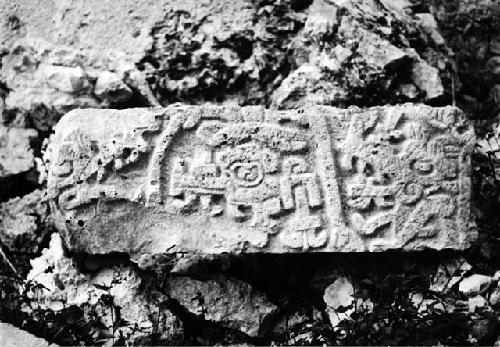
[45,105,476,256]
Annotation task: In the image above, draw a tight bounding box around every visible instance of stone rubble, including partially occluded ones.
[25,232,278,341]
[323,276,355,327]
[26,233,182,344]
[1,0,453,119]
[0,38,155,131]
[271,0,451,108]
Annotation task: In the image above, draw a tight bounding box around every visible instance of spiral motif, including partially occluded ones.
[228,161,264,187]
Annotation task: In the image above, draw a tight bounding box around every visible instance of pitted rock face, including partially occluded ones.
[45,105,476,257]
[0,125,37,178]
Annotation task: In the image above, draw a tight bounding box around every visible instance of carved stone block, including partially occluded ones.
[45,105,476,257]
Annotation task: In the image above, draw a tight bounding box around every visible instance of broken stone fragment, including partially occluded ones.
[27,233,94,312]
[429,257,472,292]
[0,125,37,179]
[490,286,500,306]
[459,274,492,296]
[27,234,182,344]
[409,52,444,101]
[45,104,476,258]
[0,189,51,253]
[91,267,183,344]
[41,64,91,93]
[468,295,489,313]
[165,275,278,337]
[323,276,354,327]
[94,71,133,104]
[323,276,355,312]
[323,276,374,327]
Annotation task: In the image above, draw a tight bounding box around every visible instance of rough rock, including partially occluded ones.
[1,0,451,117]
[468,295,488,313]
[323,276,354,327]
[165,275,278,337]
[0,322,51,347]
[429,257,472,292]
[26,233,182,344]
[0,125,37,178]
[409,51,444,101]
[271,0,450,108]
[323,277,355,311]
[323,276,374,327]
[0,0,306,116]
[93,71,133,104]
[45,104,475,257]
[1,0,175,123]
[27,233,96,311]
[489,286,500,306]
[0,189,51,253]
[458,274,492,296]
[91,267,183,344]
[0,38,154,131]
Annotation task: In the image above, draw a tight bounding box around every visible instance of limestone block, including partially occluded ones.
[45,104,476,257]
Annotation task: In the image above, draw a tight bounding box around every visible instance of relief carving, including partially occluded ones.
[166,119,326,249]
[45,105,476,254]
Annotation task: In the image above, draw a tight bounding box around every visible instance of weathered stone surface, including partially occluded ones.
[429,257,472,292]
[45,104,475,257]
[271,0,452,108]
[459,274,492,296]
[0,189,51,253]
[323,276,374,327]
[27,233,182,344]
[165,276,278,337]
[0,125,37,178]
[1,0,453,115]
[490,286,500,307]
[0,38,156,131]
